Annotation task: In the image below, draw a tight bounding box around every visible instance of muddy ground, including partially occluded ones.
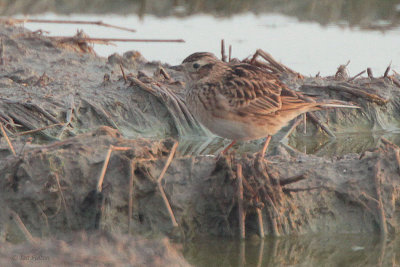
[1,23,400,264]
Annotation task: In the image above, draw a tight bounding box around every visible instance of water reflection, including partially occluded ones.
[2,0,400,31]
[177,132,400,157]
[183,234,399,267]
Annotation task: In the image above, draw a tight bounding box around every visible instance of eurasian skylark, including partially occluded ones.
[173,52,358,156]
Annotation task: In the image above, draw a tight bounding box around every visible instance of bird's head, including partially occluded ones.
[171,52,224,82]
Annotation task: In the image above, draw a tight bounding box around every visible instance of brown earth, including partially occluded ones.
[1,23,400,265]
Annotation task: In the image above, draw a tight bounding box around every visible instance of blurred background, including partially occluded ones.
[1,0,399,75]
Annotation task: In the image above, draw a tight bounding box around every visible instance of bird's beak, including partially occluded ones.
[170,65,183,71]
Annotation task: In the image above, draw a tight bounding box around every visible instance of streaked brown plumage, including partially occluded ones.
[174,52,357,155]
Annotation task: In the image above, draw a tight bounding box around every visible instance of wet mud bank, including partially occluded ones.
[1,23,400,261]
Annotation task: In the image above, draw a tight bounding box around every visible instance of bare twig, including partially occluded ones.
[383,62,391,78]
[159,66,171,80]
[280,173,308,186]
[157,141,179,227]
[120,64,128,83]
[16,123,63,136]
[392,77,400,88]
[347,70,366,82]
[282,186,322,193]
[237,163,245,239]
[54,173,71,228]
[50,36,185,43]
[380,137,396,147]
[9,101,61,125]
[260,135,272,158]
[0,38,4,65]
[57,94,75,138]
[303,113,307,134]
[280,117,303,141]
[367,68,374,79]
[228,45,232,62]
[157,141,179,183]
[307,112,336,138]
[9,210,37,244]
[221,39,227,62]
[374,161,387,237]
[96,145,132,192]
[256,208,264,238]
[96,146,113,193]
[395,149,400,176]
[0,123,16,156]
[2,18,136,33]
[128,160,135,234]
[250,49,298,75]
[303,84,388,105]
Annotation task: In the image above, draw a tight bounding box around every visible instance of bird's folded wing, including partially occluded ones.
[220,64,284,116]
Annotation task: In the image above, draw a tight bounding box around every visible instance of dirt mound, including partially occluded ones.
[1,23,400,249]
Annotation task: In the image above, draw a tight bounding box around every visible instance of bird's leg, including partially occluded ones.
[216,140,236,160]
[260,136,272,158]
[221,140,237,155]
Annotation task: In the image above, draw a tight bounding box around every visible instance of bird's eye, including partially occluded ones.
[193,63,200,69]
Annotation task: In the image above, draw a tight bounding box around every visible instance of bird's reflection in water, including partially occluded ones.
[176,131,400,157]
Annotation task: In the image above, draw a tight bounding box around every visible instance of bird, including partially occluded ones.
[172,52,358,157]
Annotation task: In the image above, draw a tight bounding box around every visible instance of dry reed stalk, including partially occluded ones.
[9,210,37,244]
[96,145,132,192]
[0,123,16,156]
[374,161,388,237]
[347,70,366,82]
[367,68,374,78]
[307,112,336,138]
[256,208,264,238]
[1,18,136,32]
[157,141,179,227]
[16,123,63,136]
[395,149,400,176]
[54,173,71,228]
[260,135,272,158]
[221,39,227,62]
[237,163,245,239]
[128,161,135,234]
[50,36,184,43]
[120,64,127,83]
[383,63,391,78]
[281,117,303,141]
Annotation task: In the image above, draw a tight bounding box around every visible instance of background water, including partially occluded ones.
[5,1,400,76]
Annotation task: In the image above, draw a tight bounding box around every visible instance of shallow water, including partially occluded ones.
[183,234,399,267]
[16,12,400,77]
